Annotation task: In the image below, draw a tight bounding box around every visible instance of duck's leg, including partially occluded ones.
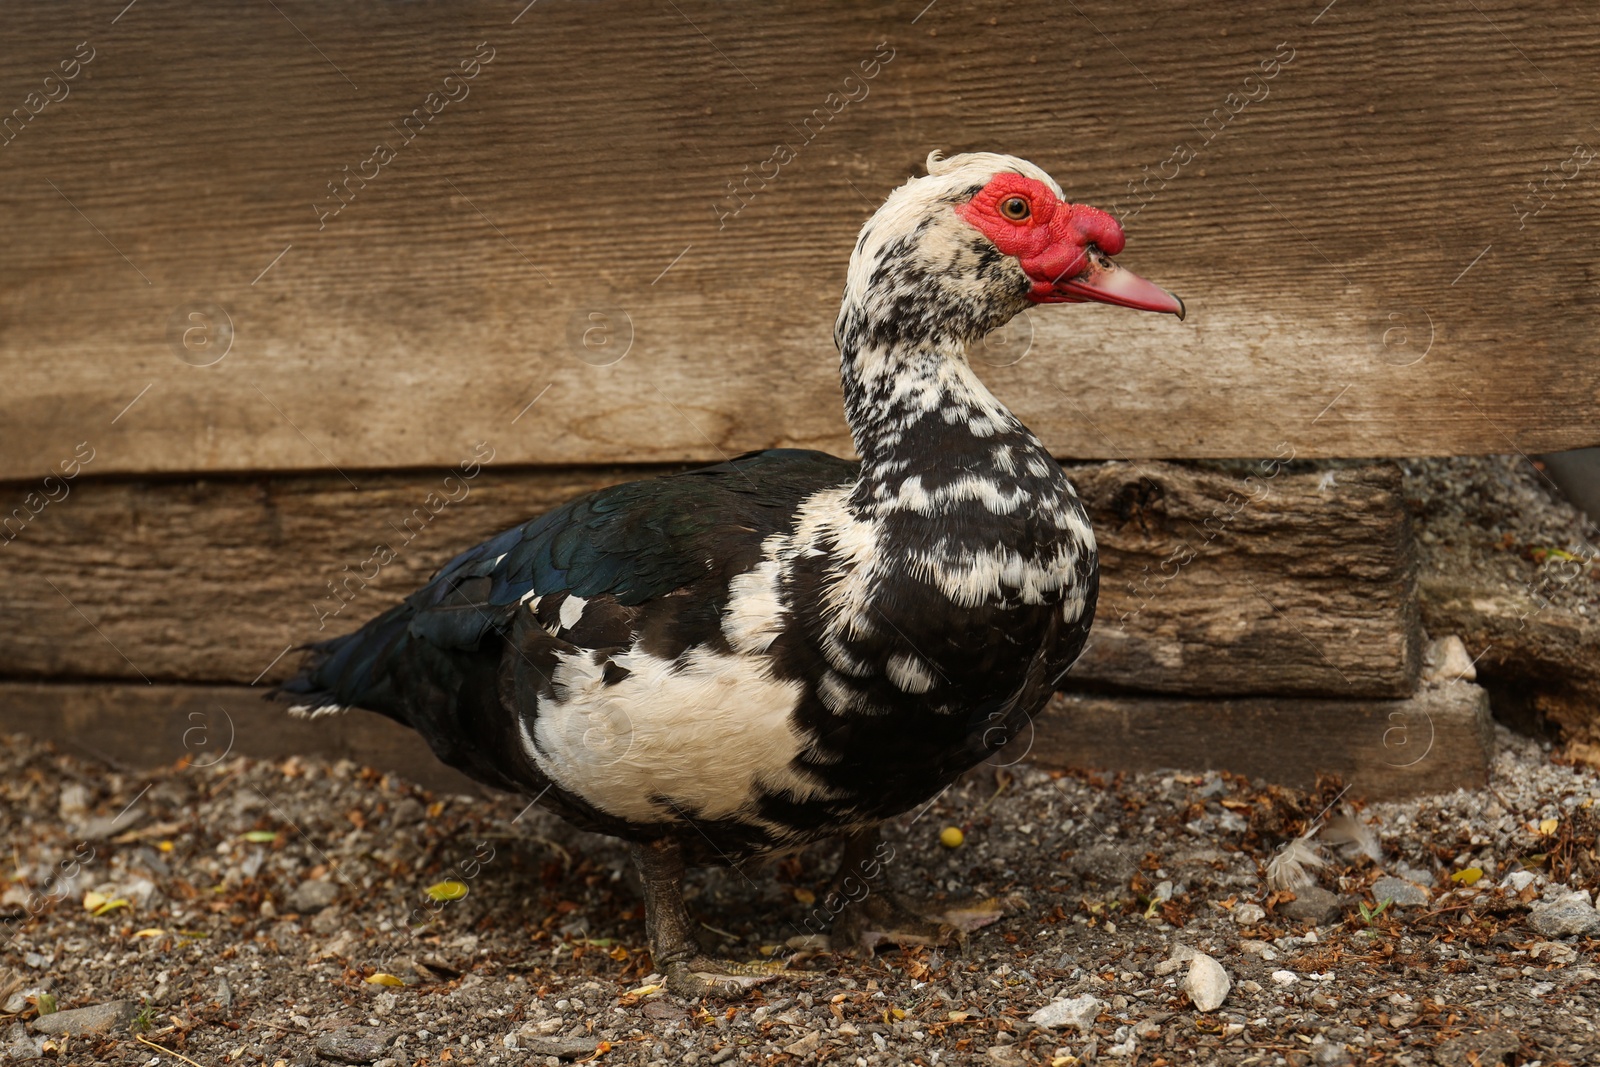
[828,826,1008,954]
[631,838,782,999]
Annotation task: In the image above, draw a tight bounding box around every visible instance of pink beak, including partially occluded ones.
[1045,248,1185,319]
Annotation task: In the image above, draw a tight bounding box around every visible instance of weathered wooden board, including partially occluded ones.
[1030,682,1495,799]
[1067,460,1419,697]
[1421,576,1600,747]
[2,680,1487,801]
[0,0,1597,483]
[0,460,1416,696]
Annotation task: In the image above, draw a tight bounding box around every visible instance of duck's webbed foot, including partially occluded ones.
[827,827,1010,955]
[631,839,783,999]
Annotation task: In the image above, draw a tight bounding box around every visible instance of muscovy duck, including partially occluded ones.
[278,151,1183,996]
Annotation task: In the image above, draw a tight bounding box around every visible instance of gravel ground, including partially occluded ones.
[3,721,1599,1067]
[1405,455,1600,620]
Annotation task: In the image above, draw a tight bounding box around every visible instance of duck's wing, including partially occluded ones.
[273,449,857,790]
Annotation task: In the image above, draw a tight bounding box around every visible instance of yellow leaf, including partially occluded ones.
[1451,867,1483,885]
[948,1011,969,1023]
[939,826,965,849]
[133,928,165,938]
[425,880,469,902]
[242,830,278,843]
[93,898,131,916]
[1539,818,1560,836]
[82,891,107,912]
[890,1007,906,1020]
[158,841,174,853]
[625,983,662,997]
[366,973,405,987]
[792,887,816,906]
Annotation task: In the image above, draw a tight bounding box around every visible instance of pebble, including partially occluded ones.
[314,1027,398,1064]
[1422,634,1477,683]
[1154,942,1198,975]
[782,1031,821,1057]
[28,1000,137,1036]
[1370,876,1430,907]
[1238,939,1278,960]
[1232,902,1266,925]
[3,1022,44,1061]
[1529,891,1600,937]
[511,1033,597,1059]
[1270,970,1300,987]
[1501,870,1538,892]
[1183,952,1231,1012]
[289,878,342,914]
[1028,993,1104,1032]
[1280,884,1343,924]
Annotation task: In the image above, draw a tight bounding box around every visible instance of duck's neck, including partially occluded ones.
[835,297,1047,511]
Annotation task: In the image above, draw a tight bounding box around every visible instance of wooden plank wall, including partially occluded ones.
[0,460,1418,694]
[0,0,1597,486]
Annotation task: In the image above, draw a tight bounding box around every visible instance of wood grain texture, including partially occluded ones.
[0,0,1597,482]
[1421,577,1600,745]
[0,460,1416,695]
[1030,682,1495,799]
[1066,460,1420,697]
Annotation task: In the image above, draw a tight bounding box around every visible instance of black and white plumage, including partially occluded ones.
[277,151,1183,994]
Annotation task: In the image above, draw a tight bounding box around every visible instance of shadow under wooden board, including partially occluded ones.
[0,680,1492,801]
[1,0,1597,482]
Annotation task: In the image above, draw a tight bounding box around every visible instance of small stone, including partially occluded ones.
[1028,993,1104,1033]
[1371,876,1430,908]
[515,1033,600,1059]
[1529,892,1600,937]
[1312,1038,1354,1066]
[1280,885,1343,925]
[1232,903,1266,925]
[289,879,341,914]
[1183,953,1230,1012]
[1270,970,1300,987]
[314,1027,398,1064]
[1422,635,1476,683]
[1500,870,1537,892]
[1154,942,1197,975]
[783,1031,821,1057]
[390,797,425,825]
[1239,940,1278,960]
[985,1046,1025,1066]
[29,1000,137,1036]
[3,1022,44,1061]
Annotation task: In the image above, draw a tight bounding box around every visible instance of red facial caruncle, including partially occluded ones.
[955,172,1184,318]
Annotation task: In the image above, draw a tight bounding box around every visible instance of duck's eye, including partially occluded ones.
[999,196,1030,221]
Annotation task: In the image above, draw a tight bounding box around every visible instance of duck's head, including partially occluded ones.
[839,151,1183,348]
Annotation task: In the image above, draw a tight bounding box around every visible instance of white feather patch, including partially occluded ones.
[721,555,787,654]
[287,703,347,720]
[885,652,936,694]
[524,647,827,824]
[558,595,586,630]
